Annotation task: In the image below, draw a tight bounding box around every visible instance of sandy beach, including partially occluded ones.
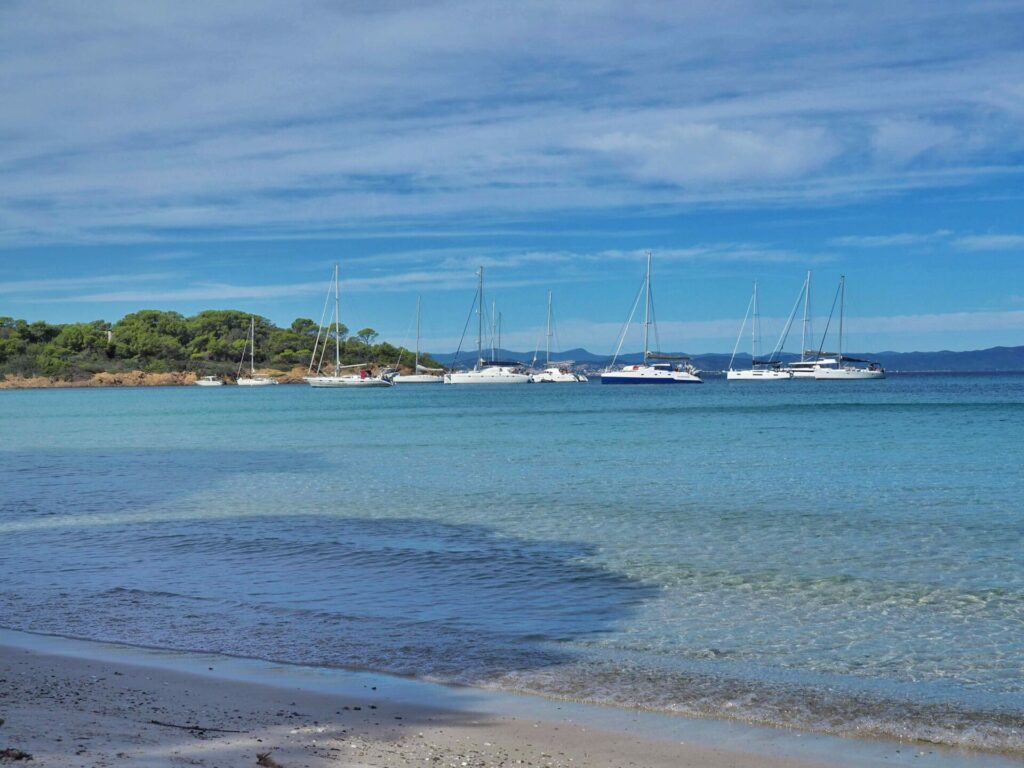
[1,634,1015,768]
[0,641,809,768]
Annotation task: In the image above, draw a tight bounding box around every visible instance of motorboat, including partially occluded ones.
[195,375,224,387]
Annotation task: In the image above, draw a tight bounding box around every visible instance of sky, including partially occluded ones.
[2,1,1024,354]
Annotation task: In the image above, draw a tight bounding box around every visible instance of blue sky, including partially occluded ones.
[2,1,1023,353]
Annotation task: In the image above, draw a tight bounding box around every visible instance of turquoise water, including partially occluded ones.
[1,376,1022,751]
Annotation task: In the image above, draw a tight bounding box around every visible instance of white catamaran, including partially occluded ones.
[601,252,701,384]
[236,316,279,386]
[443,267,530,385]
[726,282,791,380]
[392,296,444,384]
[530,290,587,383]
[304,263,393,388]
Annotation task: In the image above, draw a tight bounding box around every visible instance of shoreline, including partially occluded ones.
[0,629,1015,768]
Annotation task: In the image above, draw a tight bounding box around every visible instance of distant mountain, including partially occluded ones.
[432,345,1024,372]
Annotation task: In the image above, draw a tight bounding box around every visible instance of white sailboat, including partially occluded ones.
[304,263,393,388]
[392,297,443,384]
[443,267,530,385]
[812,276,885,380]
[600,252,701,384]
[726,282,791,381]
[530,291,587,383]
[780,271,835,378]
[236,316,279,386]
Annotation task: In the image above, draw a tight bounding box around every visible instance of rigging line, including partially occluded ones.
[451,289,479,369]
[729,291,754,370]
[816,279,843,360]
[315,302,332,375]
[767,280,806,362]
[392,310,417,369]
[609,275,646,370]
[308,269,335,374]
[650,292,661,354]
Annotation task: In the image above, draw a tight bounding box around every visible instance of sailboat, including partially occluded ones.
[812,276,885,380]
[530,291,587,383]
[236,316,279,386]
[726,282,791,380]
[304,263,393,388]
[781,271,835,378]
[392,297,443,383]
[601,252,701,384]
[443,267,530,385]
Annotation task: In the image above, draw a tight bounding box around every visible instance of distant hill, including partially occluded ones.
[433,345,1024,372]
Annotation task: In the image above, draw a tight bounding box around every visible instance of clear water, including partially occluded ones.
[1,376,1022,752]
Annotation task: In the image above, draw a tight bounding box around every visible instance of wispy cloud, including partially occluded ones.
[953,234,1024,251]
[0,273,173,295]
[828,230,953,247]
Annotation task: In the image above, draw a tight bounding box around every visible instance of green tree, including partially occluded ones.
[355,327,378,345]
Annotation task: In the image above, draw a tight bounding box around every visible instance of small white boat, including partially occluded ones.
[236,316,279,386]
[600,252,701,385]
[444,267,530,385]
[392,297,443,384]
[532,365,588,383]
[726,282,791,381]
[195,375,224,387]
[529,291,588,383]
[304,263,393,389]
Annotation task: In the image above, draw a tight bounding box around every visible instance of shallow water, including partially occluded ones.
[1,375,1022,751]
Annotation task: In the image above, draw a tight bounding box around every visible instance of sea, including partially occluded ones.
[1,375,1022,753]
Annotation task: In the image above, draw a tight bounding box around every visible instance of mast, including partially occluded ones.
[801,271,811,361]
[498,311,502,356]
[751,281,759,362]
[333,262,341,374]
[642,251,652,361]
[414,295,421,371]
[838,274,845,363]
[249,316,256,375]
[545,290,552,365]
[491,300,497,361]
[476,267,483,368]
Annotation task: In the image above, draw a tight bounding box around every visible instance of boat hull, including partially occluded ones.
[392,374,443,384]
[726,369,792,380]
[237,377,279,386]
[304,376,393,388]
[601,371,701,384]
[530,369,588,383]
[813,367,885,380]
[194,380,223,387]
[443,367,530,384]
